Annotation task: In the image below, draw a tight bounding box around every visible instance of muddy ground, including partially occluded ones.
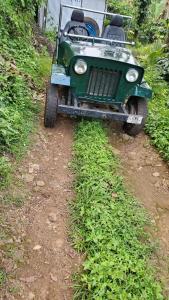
[0,117,169,299]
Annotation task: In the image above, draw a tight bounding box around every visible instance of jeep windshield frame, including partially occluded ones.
[58,4,134,47]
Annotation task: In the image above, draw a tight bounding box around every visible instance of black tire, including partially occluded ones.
[123,97,148,136]
[44,84,58,128]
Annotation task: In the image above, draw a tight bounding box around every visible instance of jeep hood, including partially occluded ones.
[68,41,137,65]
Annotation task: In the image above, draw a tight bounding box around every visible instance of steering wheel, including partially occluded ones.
[67,25,90,41]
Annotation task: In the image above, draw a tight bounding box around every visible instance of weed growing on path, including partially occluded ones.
[0,269,6,287]
[72,121,163,299]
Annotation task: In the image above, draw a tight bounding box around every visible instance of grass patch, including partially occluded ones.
[72,120,163,299]
[0,1,52,186]
[0,269,7,287]
[0,157,12,188]
[1,194,25,207]
[135,42,169,162]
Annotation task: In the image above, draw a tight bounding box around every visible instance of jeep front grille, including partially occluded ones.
[87,68,121,98]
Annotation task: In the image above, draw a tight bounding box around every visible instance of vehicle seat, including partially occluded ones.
[63,9,89,38]
[102,15,125,47]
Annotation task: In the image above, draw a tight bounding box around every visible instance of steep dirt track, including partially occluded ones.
[3,119,169,299]
[6,117,80,300]
[109,124,169,294]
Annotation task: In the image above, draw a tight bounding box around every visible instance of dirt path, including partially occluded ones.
[2,119,169,299]
[4,116,81,300]
[109,125,169,294]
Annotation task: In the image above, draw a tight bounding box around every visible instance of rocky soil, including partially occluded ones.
[0,117,81,300]
[110,125,169,295]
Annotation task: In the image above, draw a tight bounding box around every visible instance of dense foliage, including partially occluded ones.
[135,43,169,161]
[72,121,163,300]
[134,0,151,26]
[0,0,50,186]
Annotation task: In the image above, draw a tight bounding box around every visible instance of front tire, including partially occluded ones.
[44,84,58,128]
[123,97,148,136]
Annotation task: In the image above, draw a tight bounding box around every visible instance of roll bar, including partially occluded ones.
[62,4,132,19]
[56,4,134,59]
[64,32,135,46]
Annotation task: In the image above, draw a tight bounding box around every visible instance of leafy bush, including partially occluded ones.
[72,121,163,299]
[0,0,51,184]
[136,43,169,161]
[107,0,133,16]
[0,157,11,188]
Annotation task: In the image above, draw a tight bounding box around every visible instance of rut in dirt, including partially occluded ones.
[7,117,81,300]
[109,123,169,294]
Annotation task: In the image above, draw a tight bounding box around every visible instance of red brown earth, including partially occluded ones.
[0,117,169,299]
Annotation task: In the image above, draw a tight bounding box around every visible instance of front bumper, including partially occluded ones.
[58,104,143,124]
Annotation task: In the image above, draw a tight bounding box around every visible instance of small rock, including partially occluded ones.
[157,207,164,214]
[112,192,117,199]
[143,142,150,148]
[50,273,58,282]
[128,151,137,160]
[48,213,57,223]
[153,172,160,177]
[33,245,42,251]
[29,167,34,174]
[4,238,13,244]
[122,133,131,142]
[28,292,35,300]
[154,182,160,188]
[24,174,34,183]
[54,239,64,248]
[10,62,17,70]
[32,164,40,171]
[138,166,143,171]
[112,147,121,156]
[20,276,37,283]
[155,163,162,167]
[33,186,40,192]
[36,180,45,187]
[155,215,160,220]
[144,159,153,166]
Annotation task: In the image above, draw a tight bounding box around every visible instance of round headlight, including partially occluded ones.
[74,59,87,75]
[126,68,139,82]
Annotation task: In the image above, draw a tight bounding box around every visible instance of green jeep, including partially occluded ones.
[44,4,152,136]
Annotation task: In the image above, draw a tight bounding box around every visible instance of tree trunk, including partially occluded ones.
[162,0,169,19]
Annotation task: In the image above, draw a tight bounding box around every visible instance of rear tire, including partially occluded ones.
[123,97,148,136]
[44,84,58,128]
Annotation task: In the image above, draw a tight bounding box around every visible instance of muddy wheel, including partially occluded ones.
[44,84,58,128]
[123,97,148,136]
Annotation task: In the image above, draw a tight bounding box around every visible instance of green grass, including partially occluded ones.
[0,1,51,187]
[135,42,169,161]
[0,269,6,287]
[72,120,163,300]
[0,157,12,188]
